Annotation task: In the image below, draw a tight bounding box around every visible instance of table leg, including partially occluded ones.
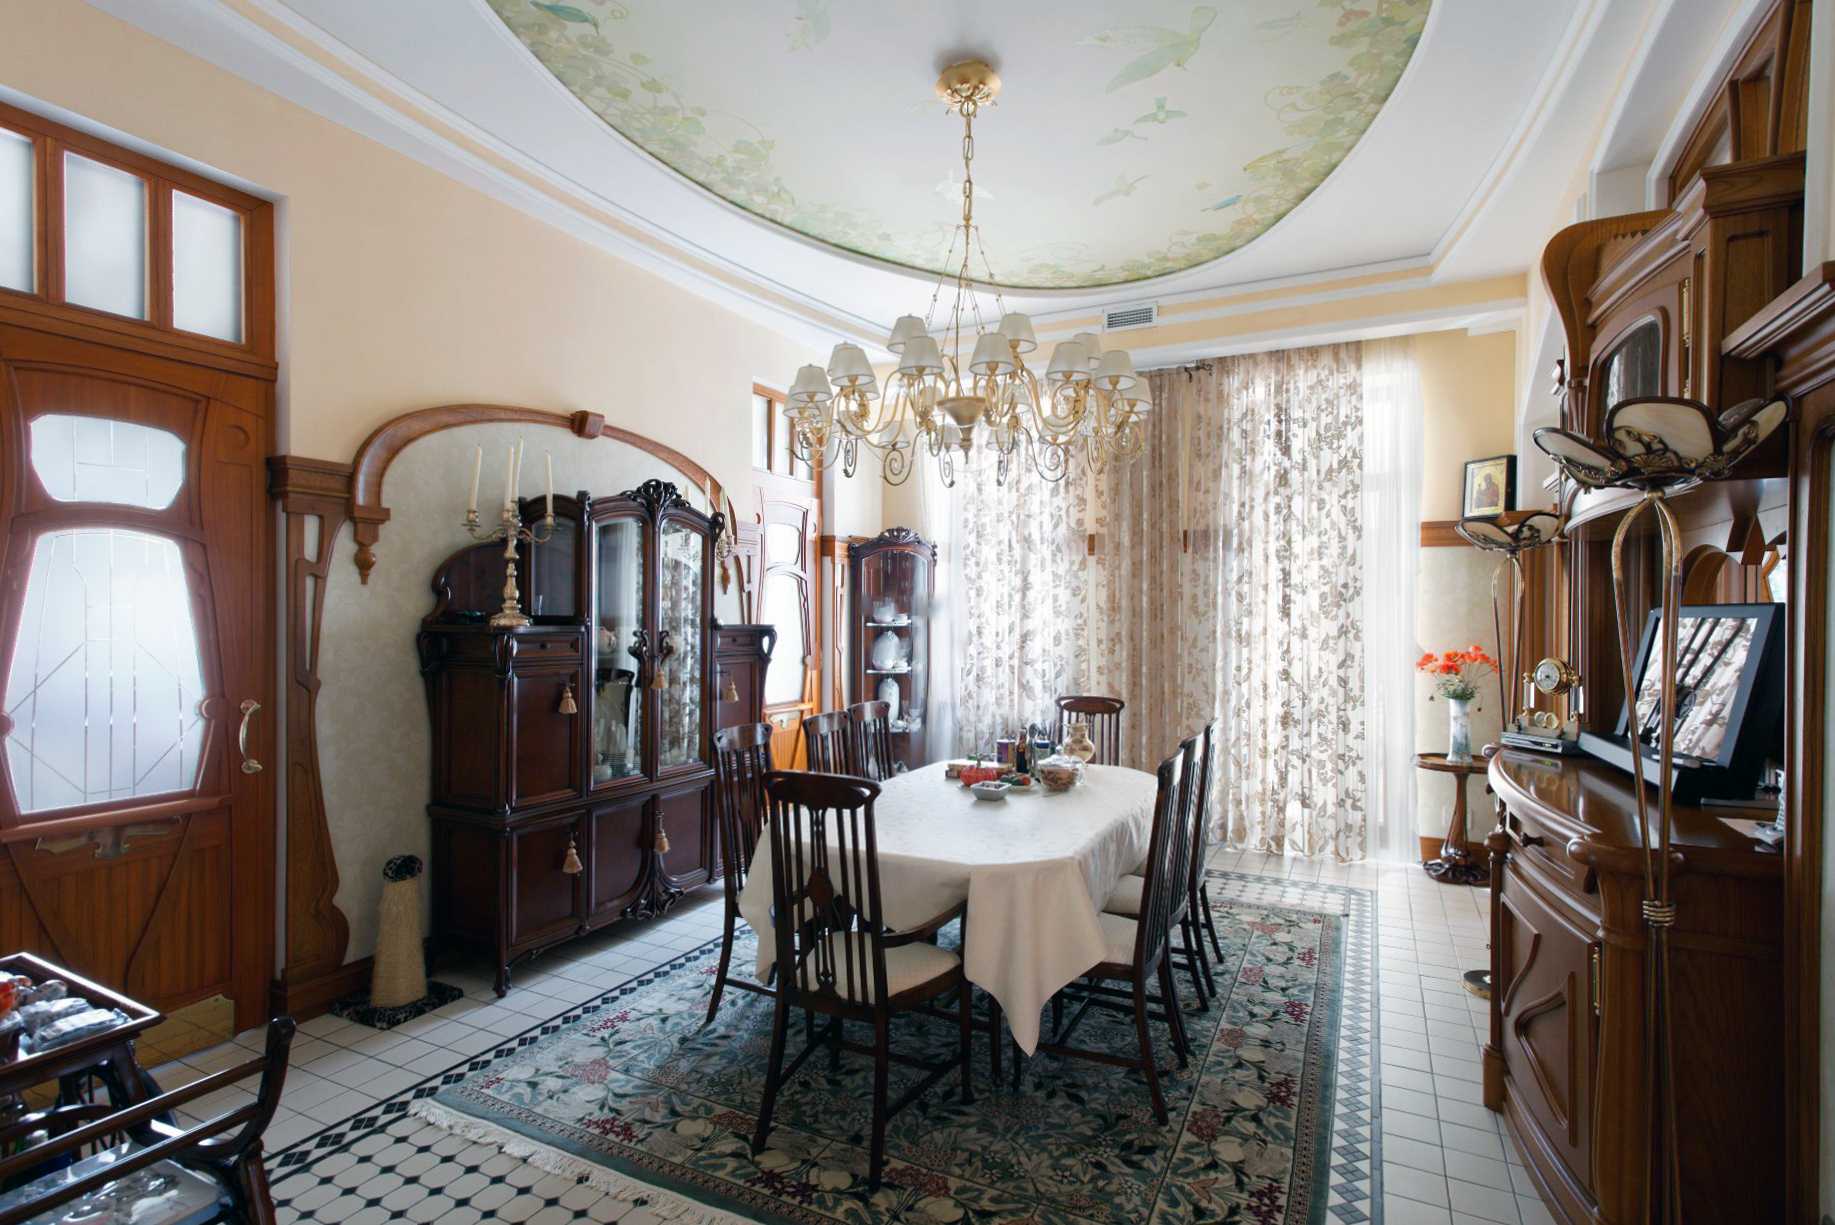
[1423,772,1488,886]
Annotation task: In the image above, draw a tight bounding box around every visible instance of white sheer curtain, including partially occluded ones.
[947,455,1092,758]
[1360,337,1423,863]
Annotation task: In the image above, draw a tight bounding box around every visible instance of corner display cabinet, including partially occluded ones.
[848,527,935,770]
[419,480,768,995]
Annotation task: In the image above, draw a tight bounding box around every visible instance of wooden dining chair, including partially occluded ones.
[706,722,776,1027]
[802,709,857,774]
[1027,736,1197,1124]
[1055,695,1125,765]
[0,1017,297,1225]
[847,700,897,781]
[1104,721,1219,1007]
[753,770,973,1191]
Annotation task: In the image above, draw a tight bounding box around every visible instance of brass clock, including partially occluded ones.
[1532,657,1580,697]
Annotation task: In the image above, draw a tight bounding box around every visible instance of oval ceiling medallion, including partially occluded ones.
[487,0,1429,290]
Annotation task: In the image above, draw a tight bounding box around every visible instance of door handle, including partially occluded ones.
[238,699,263,775]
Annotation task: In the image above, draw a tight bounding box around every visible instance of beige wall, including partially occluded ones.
[1413,328,1519,836]
[1416,329,1520,521]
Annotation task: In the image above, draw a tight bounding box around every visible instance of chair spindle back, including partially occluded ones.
[1132,736,1198,970]
[848,700,896,781]
[762,770,888,1009]
[802,710,857,774]
[713,723,774,900]
[1056,695,1125,766]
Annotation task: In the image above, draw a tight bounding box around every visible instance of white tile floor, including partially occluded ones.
[146,850,1559,1224]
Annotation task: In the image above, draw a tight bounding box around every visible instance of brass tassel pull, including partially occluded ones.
[654,822,671,854]
[561,836,583,875]
[720,671,739,702]
[557,680,578,716]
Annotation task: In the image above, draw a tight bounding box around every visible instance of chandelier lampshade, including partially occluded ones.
[776,59,1149,487]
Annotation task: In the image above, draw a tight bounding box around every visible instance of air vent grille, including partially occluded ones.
[1103,302,1158,331]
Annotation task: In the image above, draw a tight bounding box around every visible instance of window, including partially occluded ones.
[0,101,273,363]
[751,384,813,481]
[0,127,31,293]
[4,528,207,814]
[30,415,186,509]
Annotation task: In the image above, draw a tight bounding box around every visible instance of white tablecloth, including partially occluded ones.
[736,761,1158,1053]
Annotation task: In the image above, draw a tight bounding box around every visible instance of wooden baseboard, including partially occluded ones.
[272,957,373,1021]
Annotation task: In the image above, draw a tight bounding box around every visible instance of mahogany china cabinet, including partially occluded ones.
[419,480,769,995]
[847,528,935,770]
[1483,5,1818,1220]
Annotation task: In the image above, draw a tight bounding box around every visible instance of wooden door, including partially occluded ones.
[750,385,820,767]
[0,325,274,1029]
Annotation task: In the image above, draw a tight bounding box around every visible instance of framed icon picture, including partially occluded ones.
[1462,454,1515,519]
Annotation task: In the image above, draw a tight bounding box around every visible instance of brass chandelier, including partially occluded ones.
[782,60,1151,487]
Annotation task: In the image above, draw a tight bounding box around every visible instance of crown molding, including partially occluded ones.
[1430,0,1612,269]
[90,0,887,353]
[1131,298,1525,371]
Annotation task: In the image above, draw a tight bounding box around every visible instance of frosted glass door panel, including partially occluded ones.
[63,154,146,319]
[30,415,186,509]
[761,521,808,707]
[171,192,243,342]
[0,128,31,293]
[3,528,207,814]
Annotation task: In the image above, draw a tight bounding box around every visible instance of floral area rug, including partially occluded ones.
[409,892,1348,1225]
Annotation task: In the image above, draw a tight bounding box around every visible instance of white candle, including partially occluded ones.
[501,445,514,510]
[513,438,525,503]
[545,452,554,519]
[467,445,482,514]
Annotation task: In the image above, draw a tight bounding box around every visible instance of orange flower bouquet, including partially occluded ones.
[1415,645,1498,705]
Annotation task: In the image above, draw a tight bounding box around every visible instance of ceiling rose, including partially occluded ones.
[486,1,1430,290]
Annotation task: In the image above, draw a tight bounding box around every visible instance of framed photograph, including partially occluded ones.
[1462,454,1515,518]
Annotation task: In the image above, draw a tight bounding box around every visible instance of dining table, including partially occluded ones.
[736,760,1160,1054]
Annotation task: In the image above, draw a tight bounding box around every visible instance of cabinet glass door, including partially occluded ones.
[591,515,644,785]
[656,518,706,770]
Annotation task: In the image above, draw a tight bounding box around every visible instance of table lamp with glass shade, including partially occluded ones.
[1532,391,1788,1225]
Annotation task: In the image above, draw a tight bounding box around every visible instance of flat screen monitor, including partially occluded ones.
[1610,602,1783,773]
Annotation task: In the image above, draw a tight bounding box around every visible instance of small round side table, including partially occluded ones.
[1415,752,1490,886]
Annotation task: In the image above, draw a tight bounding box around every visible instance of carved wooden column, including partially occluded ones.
[267,457,355,1014]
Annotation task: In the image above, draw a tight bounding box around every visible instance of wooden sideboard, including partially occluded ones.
[418,481,771,994]
[1484,752,1782,1223]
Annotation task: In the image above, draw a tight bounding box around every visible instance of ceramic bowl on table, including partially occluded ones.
[971,781,1011,802]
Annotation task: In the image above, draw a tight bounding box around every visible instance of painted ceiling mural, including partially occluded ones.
[486,0,1430,290]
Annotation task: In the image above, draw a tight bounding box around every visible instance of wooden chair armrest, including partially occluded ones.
[0,1103,115,1148]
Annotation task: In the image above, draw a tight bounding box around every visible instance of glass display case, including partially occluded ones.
[419,477,727,994]
[848,527,936,769]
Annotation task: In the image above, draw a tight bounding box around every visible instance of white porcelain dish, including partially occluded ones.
[970,781,1010,802]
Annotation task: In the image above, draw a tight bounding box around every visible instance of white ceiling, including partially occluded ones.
[80,0,1753,354]
[203,0,1579,330]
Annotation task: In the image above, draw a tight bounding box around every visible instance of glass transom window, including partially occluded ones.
[30,415,186,510]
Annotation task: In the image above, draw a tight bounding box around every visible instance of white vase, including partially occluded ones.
[878,677,900,724]
[1447,697,1473,764]
[871,630,903,670]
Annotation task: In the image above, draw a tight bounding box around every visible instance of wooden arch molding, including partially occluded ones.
[267,403,736,1016]
[346,404,732,584]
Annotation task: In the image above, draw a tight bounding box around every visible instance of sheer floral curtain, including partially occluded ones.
[1089,369,1228,788]
[1217,343,1368,861]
